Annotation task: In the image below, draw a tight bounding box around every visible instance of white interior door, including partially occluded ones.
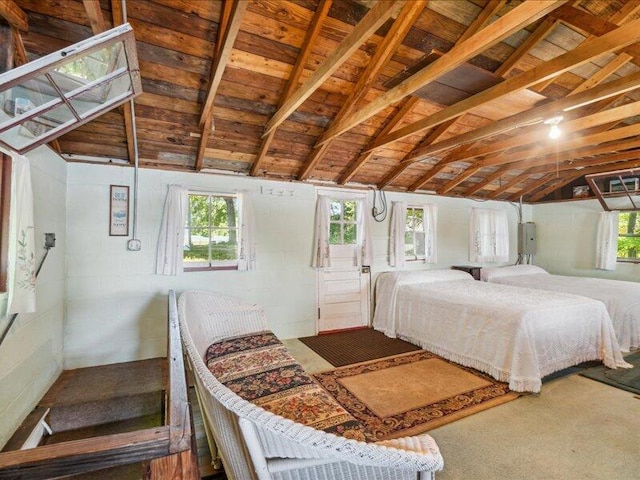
[316,197,370,333]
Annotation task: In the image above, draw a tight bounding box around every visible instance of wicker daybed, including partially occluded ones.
[177,289,444,480]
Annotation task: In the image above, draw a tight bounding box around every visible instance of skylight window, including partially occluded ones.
[0,23,141,154]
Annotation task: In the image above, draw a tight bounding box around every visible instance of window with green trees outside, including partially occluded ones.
[618,212,640,261]
[184,193,238,269]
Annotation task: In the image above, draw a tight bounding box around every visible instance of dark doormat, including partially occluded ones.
[579,352,640,395]
[299,328,421,367]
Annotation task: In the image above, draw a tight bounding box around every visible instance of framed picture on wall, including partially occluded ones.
[109,185,129,236]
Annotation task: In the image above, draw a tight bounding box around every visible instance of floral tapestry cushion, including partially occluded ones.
[205,331,366,441]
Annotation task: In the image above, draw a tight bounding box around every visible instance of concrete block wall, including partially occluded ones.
[0,146,66,448]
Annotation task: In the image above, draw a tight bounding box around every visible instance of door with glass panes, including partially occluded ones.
[317,196,370,332]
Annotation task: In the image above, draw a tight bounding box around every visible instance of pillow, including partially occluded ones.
[206,331,367,441]
[386,269,474,286]
[481,264,549,282]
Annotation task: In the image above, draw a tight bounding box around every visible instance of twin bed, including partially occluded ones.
[481,265,640,352]
[373,269,631,393]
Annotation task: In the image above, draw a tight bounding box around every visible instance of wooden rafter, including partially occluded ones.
[82,0,106,33]
[262,0,403,136]
[107,0,138,165]
[463,165,511,196]
[199,0,248,127]
[0,0,28,31]
[372,0,508,189]
[10,26,27,65]
[406,65,640,167]
[297,0,427,181]
[250,0,332,176]
[196,0,239,172]
[367,16,640,156]
[338,97,419,184]
[317,0,566,146]
[437,166,482,195]
[487,169,530,198]
[408,164,447,191]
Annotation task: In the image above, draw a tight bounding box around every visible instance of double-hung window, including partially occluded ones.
[329,199,357,245]
[617,211,640,262]
[183,193,239,270]
[405,206,425,261]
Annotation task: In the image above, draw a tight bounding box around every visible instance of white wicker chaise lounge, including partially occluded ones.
[177,290,444,480]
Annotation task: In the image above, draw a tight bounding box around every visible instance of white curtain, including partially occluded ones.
[7,153,36,314]
[389,201,407,268]
[389,202,437,267]
[311,195,332,268]
[423,203,437,264]
[595,211,618,270]
[356,197,373,266]
[155,185,189,275]
[469,208,509,263]
[237,190,256,271]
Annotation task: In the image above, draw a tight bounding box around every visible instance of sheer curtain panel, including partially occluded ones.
[7,152,36,314]
[156,185,189,275]
[595,211,618,270]
[389,201,407,268]
[237,190,256,271]
[469,208,509,263]
[311,195,332,268]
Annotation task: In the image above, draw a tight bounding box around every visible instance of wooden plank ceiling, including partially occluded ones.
[4,0,640,202]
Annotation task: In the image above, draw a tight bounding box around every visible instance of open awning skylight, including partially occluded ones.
[0,23,141,154]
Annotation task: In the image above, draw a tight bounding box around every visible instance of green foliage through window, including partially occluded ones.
[618,212,640,261]
[329,200,357,245]
[184,194,238,267]
[405,207,425,261]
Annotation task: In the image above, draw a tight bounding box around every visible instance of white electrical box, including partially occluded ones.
[518,222,536,255]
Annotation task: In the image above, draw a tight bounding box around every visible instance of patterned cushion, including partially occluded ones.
[205,331,366,441]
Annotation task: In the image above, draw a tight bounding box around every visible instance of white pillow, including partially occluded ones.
[481,264,549,282]
[391,269,474,284]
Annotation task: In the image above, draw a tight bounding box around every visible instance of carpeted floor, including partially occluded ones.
[580,351,640,394]
[299,328,421,366]
[313,351,519,441]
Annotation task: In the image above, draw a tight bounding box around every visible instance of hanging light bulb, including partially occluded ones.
[544,115,564,140]
[549,124,561,139]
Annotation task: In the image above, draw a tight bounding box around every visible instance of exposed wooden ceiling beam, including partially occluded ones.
[109,0,136,165]
[494,16,558,77]
[407,66,640,166]
[0,0,28,31]
[338,97,419,184]
[490,137,640,173]
[437,166,482,195]
[10,27,26,65]
[197,0,239,172]
[372,1,509,189]
[250,0,333,177]
[479,122,640,170]
[528,149,640,175]
[487,169,530,198]
[463,165,511,196]
[367,17,640,155]
[407,164,446,191]
[297,0,427,181]
[199,0,248,127]
[262,0,403,137]
[317,0,566,146]
[442,94,640,168]
[82,0,106,34]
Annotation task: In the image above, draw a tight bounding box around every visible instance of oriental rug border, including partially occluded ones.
[313,351,520,441]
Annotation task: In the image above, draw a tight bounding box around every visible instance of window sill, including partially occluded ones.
[616,259,640,265]
[184,265,238,272]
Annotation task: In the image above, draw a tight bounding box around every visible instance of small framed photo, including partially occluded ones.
[572,185,590,198]
[109,185,129,236]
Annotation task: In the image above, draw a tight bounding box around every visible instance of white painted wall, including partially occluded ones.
[0,146,66,448]
[65,163,525,368]
[532,199,640,282]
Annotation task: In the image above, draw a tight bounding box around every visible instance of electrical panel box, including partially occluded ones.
[518,222,536,255]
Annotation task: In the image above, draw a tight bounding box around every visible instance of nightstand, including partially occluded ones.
[451,265,482,281]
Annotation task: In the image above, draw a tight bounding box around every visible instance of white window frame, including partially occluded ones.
[183,191,239,271]
[405,205,426,262]
[617,211,640,263]
[329,198,358,246]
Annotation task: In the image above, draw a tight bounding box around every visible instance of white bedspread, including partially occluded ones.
[373,271,630,393]
[486,271,640,351]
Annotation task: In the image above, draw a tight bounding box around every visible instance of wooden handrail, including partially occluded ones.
[0,290,193,479]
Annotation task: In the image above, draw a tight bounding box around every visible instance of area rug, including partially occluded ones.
[579,351,640,395]
[313,351,520,441]
[299,328,421,367]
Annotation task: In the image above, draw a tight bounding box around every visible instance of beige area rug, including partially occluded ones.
[314,351,520,441]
